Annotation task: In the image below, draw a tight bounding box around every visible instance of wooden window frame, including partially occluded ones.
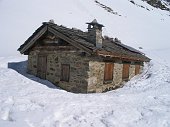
[60,64,70,82]
[104,63,114,83]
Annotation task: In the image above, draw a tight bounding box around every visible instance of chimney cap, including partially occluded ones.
[86,19,104,27]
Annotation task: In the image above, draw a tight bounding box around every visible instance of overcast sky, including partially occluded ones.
[0,0,170,57]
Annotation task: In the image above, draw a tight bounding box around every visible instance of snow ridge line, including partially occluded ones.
[94,0,122,16]
[129,0,150,11]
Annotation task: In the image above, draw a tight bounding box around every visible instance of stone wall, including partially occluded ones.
[88,61,105,93]
[46,51,90,93]
[27,49,144,93]
[87,61,124,93]
[46,54,59,84]
[113,63,123,87]
[28,49,90,93]
[28,51,38,76]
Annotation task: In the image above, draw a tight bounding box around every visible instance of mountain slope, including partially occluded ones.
[0,0,170,56]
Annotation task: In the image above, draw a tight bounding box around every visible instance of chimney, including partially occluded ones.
[86,19,104,48]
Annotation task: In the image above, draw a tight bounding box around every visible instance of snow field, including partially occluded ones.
[0,51,170,127]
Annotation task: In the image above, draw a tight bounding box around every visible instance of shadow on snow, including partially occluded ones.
[8,60,59,89]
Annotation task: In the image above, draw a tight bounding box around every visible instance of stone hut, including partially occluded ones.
[18,19,150,93]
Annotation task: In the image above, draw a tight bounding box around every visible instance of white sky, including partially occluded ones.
[0,0,170,56]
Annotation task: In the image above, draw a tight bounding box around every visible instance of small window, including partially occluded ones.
[61,64,70,82]
[104,63,114,82]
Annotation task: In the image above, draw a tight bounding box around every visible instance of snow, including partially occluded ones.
[0,50,170,127]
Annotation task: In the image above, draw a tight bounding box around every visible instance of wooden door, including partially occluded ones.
[135,65,140,75]
[122,64,130,81]
[37,55,47,79]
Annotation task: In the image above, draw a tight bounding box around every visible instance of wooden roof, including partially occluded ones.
[18,21,150,62]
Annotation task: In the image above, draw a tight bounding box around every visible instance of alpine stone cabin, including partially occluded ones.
[18,19,150,93]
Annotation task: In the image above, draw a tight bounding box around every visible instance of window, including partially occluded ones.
[104,63,114,82]
[61,64,70,82]
[135,65,140,75]
[122,64,130,81]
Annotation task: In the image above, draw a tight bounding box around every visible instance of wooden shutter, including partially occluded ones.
[104,63,114,81]
[61,64,70,82]
[37,55,47,79]
[122,64,130,81]
[135,65,140,75]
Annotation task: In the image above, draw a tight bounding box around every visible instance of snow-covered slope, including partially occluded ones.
[0,50,170,127]
[0,0,170,56]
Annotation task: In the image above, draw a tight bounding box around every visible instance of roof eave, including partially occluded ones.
[96,50,150,62]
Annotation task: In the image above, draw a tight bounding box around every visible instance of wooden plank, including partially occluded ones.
[135,65,140,75]
[104,63,114,81]
[122,64,130,81]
